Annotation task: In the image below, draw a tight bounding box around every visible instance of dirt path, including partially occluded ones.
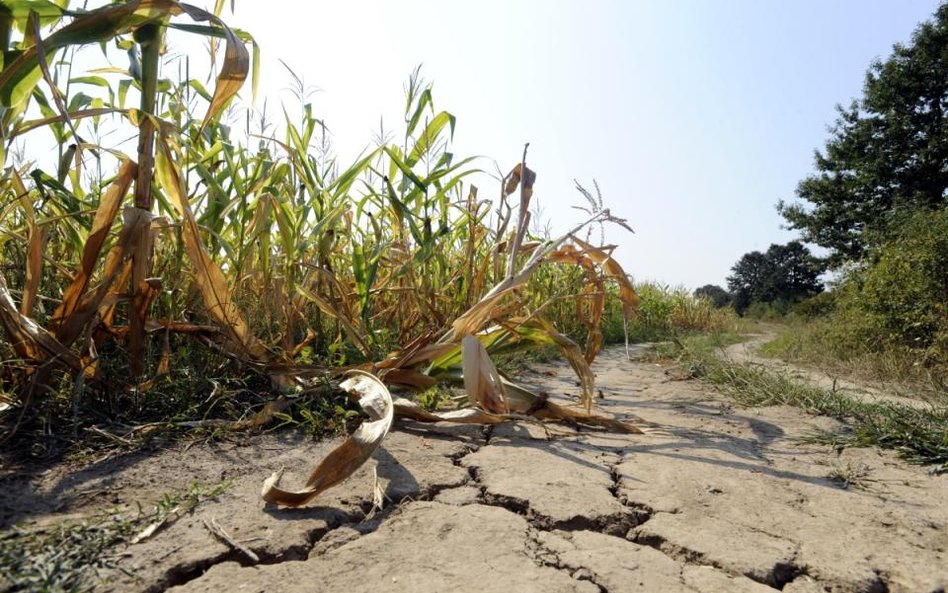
[3,344,947,593]
[724,328,937,409]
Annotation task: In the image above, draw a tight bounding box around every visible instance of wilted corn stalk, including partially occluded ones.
[263,158,647,507]
[0,2,645,459]
[0,1,263,394]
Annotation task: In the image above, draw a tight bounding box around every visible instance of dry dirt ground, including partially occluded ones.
[3,344,947,593]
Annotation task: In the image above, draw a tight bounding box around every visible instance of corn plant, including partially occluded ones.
[0,0,641,446]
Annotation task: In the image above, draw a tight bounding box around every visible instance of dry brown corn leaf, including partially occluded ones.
[335,384,508,425]
[570,236,639,319]
[390,397,508,425]
[261,371,394,507]
[502,378,648,434]
[450,210,599,341]
[21,211,44,319]
[174,2,251,132]
[0,274,82,370]
[461,334,508,414]
[57,207,149,347]
[379,368,438,391]
[389,388,646,433]
[50,153,136,336]
[546,245,606,363]
[156,141,270,363]
[11,169,46,319]
[378,339,458,371]
[504,162,536,198]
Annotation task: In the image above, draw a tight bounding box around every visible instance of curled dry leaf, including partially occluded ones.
[504,162,537,198]
[261,371,394,507]
[461,334,508,414]
[175,2,250,131]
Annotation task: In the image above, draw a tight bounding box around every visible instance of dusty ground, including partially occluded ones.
[3,343,947,593]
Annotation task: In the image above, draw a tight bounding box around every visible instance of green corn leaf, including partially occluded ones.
[0,1,150,108]
[383,176,422,244]
[408,110,455,166]
[187,78,212,102]
[331,148,381,198]
[117,78,132,108]
[4,0,64,29]
[405,87,431,137]
[68,75,110,88]
[383,145,426,192]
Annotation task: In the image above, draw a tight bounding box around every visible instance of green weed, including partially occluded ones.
[0,480,230,593]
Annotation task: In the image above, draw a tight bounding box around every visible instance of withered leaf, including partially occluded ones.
[261,371,394,507]
[504,162,536,198]
[461,334,508,414]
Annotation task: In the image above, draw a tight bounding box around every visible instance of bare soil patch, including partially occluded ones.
[3,345,947,593]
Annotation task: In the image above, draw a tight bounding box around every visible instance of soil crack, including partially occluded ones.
[525,527,609,593]
[629,530,810,590]
[477,488,650,537]
[142,508,363,593]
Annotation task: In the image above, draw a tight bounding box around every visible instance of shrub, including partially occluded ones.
[744,300,792,320]
[790,291,836,319]
[835,209,948,363]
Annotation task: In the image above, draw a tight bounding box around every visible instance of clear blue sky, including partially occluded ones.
[214,1,941,289]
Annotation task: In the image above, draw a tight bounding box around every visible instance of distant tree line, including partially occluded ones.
[693,241,824,316]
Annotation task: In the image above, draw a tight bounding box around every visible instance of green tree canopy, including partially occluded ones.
[694,284,731,308]
[727,241,824,314]
[779,3,948,264]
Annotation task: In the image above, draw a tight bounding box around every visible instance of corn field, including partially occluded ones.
[0,0,654,464]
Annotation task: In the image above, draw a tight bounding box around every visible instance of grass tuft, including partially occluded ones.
[761,320,948,403]
[0,480,230,593]
[663,335,948,473]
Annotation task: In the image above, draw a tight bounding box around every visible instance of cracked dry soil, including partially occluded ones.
[4,345,948,593]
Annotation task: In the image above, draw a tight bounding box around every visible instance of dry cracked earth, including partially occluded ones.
[3,345,947,592]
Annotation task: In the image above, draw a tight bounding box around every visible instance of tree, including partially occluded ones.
[727,242,824,314]
[778,3,948,264]
[694,284,730,308]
